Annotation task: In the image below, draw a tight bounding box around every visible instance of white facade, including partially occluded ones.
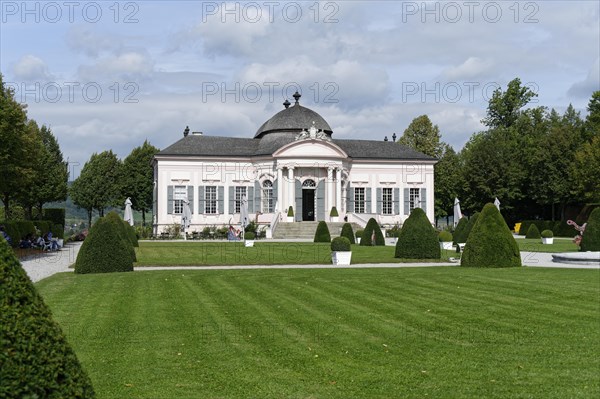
[153,99,436,234]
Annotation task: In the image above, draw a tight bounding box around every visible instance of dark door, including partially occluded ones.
[302,189,315,221]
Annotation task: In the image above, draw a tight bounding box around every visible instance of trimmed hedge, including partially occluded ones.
[0,221,20,247]
[314,221,331,243]
[53,223,65,239]
[245,231,255,240]
[461,203,521,268]
[75,216,134,274]
[463,212,480,243]
[123,221,139,247]
[453,217,468,244]
[360,218,385,246]
[525,224,541,239]
[43,208,66,230]
[287,206,294,217]
[14,220,36,239]
[395,208,440,259]
[34,220,53,236]
[553,220,577,237]
[0,236,96,397]
[331,236,351,251]
[340,223,356,244]
[355,229,364,239]
[580,208,600,251]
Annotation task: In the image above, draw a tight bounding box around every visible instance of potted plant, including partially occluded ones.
[244,231,255,247]
[541,229,554,245]
[331,236,352,265]
[330,206,339,222]
[438,230,453,250]
[287,206,294,222]
[355,229,364,244]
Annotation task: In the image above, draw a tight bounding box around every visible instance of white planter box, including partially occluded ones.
[331,251,352,266]
[542,237,554,245]
[440,241,453,250]
[330,216,339,222]
[287,217,294,223]
[244,240,254,247]
[356,237,361,244]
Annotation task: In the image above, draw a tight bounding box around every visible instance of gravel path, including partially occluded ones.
[21,243,597,284]
[21,242,82,283]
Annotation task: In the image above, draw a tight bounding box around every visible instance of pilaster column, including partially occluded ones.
[287,167,295,211]
[327,167,334,214]
[276,167,283,212]
[335,168,342,213]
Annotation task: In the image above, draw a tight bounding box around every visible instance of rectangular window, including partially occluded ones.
[205,186,217,214]
[382,188,393,215]
[173,185,187,214]
[262,181,274,213]
[355,187,365,213]
[235,186,246,213]
[409,188,420,212]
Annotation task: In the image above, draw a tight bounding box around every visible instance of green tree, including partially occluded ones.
[530,105,584,220]
[571,135,600,203]
[19,124,68,219]
[398,115,443,158]
[0,74,37,219]
[71,151,122,223]
[434,144,461,224]
[482,78,538,129]
[585,91,600,139]
[120,140,159,226]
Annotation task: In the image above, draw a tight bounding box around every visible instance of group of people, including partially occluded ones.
[0,225,60,251]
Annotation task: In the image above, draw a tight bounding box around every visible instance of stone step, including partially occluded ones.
[273,222,362,239]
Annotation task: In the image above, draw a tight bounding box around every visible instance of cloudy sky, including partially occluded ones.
[1,0,598,177]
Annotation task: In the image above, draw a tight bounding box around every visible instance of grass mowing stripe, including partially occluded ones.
[35,268,599,399]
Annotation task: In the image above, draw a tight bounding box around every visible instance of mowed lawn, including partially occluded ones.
[37,267,599,398]
[516,238,580,253]
[135,241,455,266]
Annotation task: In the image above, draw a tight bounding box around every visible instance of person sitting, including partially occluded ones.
[0,225,12,246]
[44,232,59,251]
[19,233,33,249]
[33,235,45,249]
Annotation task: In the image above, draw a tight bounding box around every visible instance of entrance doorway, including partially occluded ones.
[302,189,315,221]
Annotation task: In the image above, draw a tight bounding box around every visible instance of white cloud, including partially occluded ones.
[12,55,53,81]
[568,58,600,98]
[442,57,493,81]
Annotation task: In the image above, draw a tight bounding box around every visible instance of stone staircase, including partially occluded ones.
[272,221,362,239]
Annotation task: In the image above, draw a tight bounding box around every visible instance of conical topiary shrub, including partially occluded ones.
[463,212,480,243]
[461,203,521,268]
[0,237,96,398]
[360,218,385,246]
[313,221,331,243]
[453,217,468,244]
[525,224,541,239]
[395,208,440,259]
[340,223,355,244]
[75,217,134,274]
[580,208,600,251]
[104,211,136,261]
[123,221,139,247]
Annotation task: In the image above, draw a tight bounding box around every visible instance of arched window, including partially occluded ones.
[302,179,316,188]
[262,180,274,213]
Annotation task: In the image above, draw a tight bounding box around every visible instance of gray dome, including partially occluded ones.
[254,102,333,139]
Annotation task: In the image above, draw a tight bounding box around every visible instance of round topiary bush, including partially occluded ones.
[245,231,255,240]
[331,236,351,251]
[75,217,134,274]
[541,229,553,238]
[395,208,440,259]
[0,236,96,398]
[438,230,453,242]
[313,221,331,243]
[340,223,355,244]
[355,229,364,240]
[525,224,541,239]
[461,203,521,268]
[360,218,385,246]
[453,217,468,244]
[580,208,600,251]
